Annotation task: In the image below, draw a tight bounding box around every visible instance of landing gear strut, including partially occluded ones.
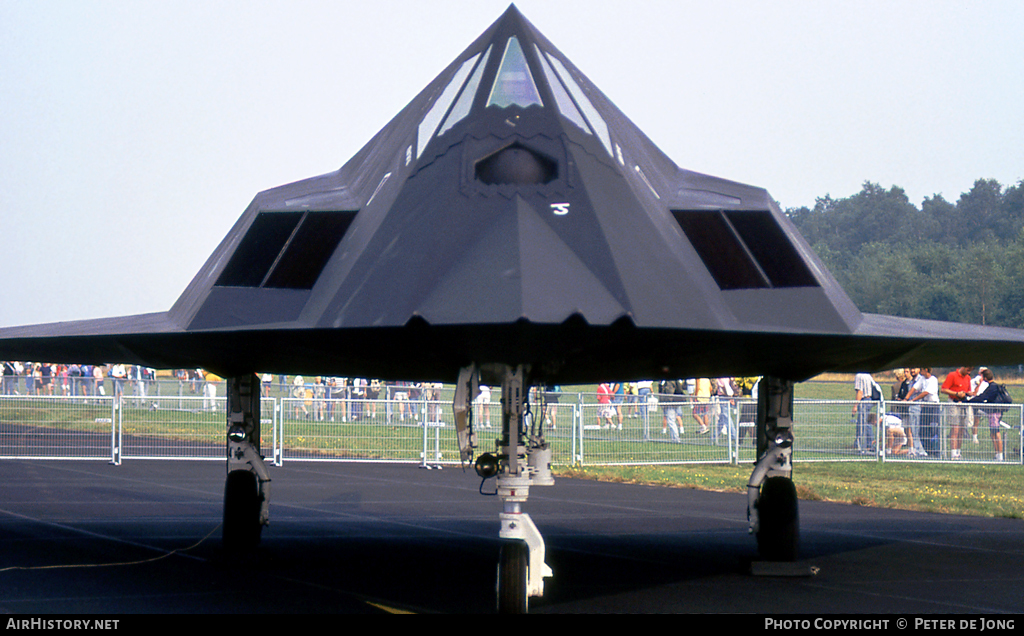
[748,376,799,561]
[455,364,554,613]
[223,374,271,553]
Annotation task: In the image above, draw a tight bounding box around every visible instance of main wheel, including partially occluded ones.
[756,476,799,561]
[497,540,529,614]
[223,470,261,552]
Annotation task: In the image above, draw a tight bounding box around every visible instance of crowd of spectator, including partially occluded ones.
[1,361,157,398]
[587,378,761,444]
[3,363,1016,461]
[857,367,1014,461]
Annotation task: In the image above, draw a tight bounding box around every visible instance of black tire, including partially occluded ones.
[756,476,799,561]
[497,540,529,614]
[223,470,261,552]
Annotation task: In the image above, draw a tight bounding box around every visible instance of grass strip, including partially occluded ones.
[556,462,1024,519]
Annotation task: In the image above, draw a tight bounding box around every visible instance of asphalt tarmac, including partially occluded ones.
[0,459,1021,614]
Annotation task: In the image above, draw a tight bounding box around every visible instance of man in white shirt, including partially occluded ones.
[714,377,736,443]
[918,368,940,455]
[902,368,928,456]
[853,372,879,452]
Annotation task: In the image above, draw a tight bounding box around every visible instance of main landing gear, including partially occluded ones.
[454,364,554,613]
[747,376,799,562]
[222,374,271,554]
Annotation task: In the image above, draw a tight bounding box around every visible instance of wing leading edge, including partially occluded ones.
[3,311,1024,384]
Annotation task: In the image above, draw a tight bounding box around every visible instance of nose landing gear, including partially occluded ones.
[747,376,800,563]
[222,374,271,555]
[456,363,555,613]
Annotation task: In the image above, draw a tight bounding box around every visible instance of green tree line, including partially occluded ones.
[786,178,1024,328]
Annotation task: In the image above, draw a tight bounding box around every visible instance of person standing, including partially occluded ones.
[853,372,880,453]
[917,369,941,455]
[203,370,221,412]
[902,368,928,457]
[2,361,16,395]
[657,379,686,442]
[692,378,712,435]
[367,379,382,419]
[611,382,624,429]
[968,368,1012,461]
[92,364,104,397]
[543,384,561,430]
[475,384,492,428]
[714,377,737,443]
[940,367,974,460]
[889,369,911,421]
[596,382,615,429]
[967,367,989,444]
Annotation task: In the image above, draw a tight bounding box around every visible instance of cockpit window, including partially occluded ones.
[418,52,482,159]
[542,52,612,157]
[486,37,543,109]
[437,45,492,138]
[535,44,592,135]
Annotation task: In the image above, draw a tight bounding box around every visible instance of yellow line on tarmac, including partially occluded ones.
[365,600,415,614]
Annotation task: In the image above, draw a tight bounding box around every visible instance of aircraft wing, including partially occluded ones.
[3,311,1024,384]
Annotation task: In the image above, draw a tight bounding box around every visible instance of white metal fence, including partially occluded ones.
[1,392,1021,466]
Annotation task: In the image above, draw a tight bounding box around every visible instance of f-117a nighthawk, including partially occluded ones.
[3,4,1024,613]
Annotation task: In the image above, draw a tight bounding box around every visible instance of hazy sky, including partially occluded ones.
[2,0,1022,327]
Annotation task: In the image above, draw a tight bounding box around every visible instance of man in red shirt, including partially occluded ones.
[941,367,974,459]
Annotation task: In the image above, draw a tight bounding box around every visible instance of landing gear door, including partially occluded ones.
[453,365,480,462]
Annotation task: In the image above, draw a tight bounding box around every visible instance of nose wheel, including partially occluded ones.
[223,469,262,551]
[497,540,529,614]
[755,476,799,561]
[748,377,801,563]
